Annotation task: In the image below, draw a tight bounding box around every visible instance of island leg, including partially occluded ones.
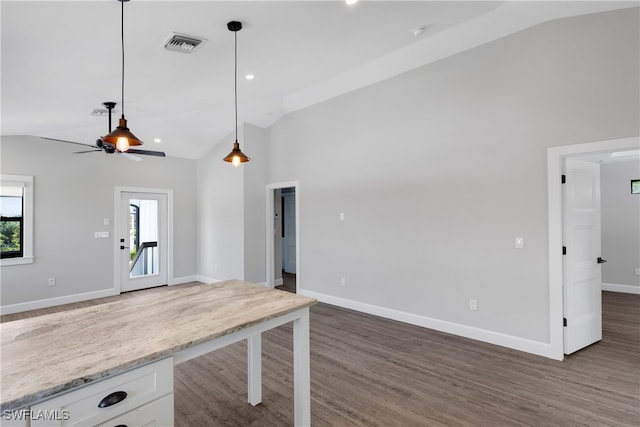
[293,308,311,427]
[247,333,262,406]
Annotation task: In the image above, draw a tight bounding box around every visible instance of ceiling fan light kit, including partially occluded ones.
[102,116,144,151]
[223,20,250,167]
[40,100,165,160]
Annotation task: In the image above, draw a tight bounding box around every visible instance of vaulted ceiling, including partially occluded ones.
[2,1,635,159]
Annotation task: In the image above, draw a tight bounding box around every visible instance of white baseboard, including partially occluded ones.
[194,275,221,285]
[274,278,283,286]
[298,289,559,361]
[603,282,640,295]
[1,288,119,315]
[171,275,199,285]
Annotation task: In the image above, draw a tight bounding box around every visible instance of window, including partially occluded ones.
[1,175,33,266]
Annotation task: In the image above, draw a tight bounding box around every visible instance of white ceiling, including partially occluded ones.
[1,1,637,159]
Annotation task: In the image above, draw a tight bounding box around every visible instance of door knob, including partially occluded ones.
[597,257,607,264]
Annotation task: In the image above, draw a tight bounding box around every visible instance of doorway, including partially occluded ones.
[280,188,297,292]
[547,136,639,360]
[114,188,172,293]
[266,182,300,292]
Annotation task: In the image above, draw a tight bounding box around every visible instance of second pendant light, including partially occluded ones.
[223,21,250,167]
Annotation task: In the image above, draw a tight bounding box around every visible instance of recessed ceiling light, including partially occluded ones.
[153,138,162,143]
[346,0,358,5]
[245,74,255,80]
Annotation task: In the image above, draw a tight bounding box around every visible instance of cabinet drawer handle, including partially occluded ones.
[98,391,128,408]
[114,425,128,427]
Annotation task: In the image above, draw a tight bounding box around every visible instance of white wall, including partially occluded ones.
[243,124,269,284]
[601,158,640,291]
[196,130,245,282]
[265,8,639,345]
[0,135,197,308]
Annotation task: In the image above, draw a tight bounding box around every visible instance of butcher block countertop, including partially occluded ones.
[0,280,316,411]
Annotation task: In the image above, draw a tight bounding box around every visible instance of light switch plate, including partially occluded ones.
[515,237,524,249]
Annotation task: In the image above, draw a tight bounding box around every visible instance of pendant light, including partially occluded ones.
[223,21,250,167]
[102,0,143,152]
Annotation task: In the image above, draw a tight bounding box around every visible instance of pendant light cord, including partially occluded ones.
[234,30,238,142]
[120,0,125,119]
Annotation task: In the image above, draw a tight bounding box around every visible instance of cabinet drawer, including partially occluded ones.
[31,357,173,427]
[97,393,173,427]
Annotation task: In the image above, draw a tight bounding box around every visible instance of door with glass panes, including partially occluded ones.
[120,192,167,292]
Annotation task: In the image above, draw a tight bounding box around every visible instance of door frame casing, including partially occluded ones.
[265,181,300,289]
[114,187,174,293]
[547,136,639,360]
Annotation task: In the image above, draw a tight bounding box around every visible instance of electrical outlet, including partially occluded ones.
[635,268,640,276]
[48,278,56,287]
[340,277,346,287]
[515,237,524,249]
[469,299,477,310]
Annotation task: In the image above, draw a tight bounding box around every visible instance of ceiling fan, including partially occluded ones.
[40,102,165,161]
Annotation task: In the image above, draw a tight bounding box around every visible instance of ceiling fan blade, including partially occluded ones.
[41,137,98,149]
[73,149,102,154]
[126,148,166,157]
[119,152,142,162]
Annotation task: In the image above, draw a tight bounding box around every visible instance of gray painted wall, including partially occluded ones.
[243,124,269,284]
[195,123,269,284]
[0,135,197,306]
[266,8,639,343]
[601,158,640,288]
[196,130,245,282]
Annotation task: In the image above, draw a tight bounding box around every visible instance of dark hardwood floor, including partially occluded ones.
[275,272,296,294]
[3,289,638,426]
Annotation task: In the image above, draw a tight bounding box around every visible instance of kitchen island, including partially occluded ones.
[1,280,316,426]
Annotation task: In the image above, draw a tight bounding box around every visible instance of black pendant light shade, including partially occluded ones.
[223,20,250,167]
[104,0,143,153]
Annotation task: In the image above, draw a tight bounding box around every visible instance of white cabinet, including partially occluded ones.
[97,394,173,427]
[30,358,173,427]
[0,412,29,427]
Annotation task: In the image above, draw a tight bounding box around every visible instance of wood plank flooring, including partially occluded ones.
[3,289,638,426]
[275,272,297,294]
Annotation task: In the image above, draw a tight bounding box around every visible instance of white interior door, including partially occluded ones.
[563,158,602,354]
[120,192,168,292]
[282,191,297,274]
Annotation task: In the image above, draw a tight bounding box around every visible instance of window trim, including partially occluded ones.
[1,175,33,266]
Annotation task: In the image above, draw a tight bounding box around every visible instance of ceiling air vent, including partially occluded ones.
[163,33,206,54]
[91,108,118,117]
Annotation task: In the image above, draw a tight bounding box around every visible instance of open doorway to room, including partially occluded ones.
[547,136,639,360]
[279,187,297,293]
[266,182,299,293]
